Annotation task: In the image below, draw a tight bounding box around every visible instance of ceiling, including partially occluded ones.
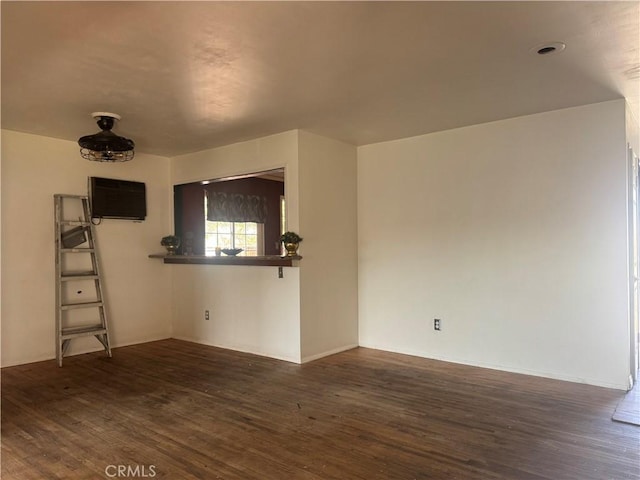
[1,1,638,158]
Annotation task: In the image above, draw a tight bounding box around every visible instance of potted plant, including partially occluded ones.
[161,235,181,255]
[280,231,303,257]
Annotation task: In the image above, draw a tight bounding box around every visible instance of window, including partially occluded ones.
[203,192,265,256]
[205,220,264,256]
[173,169,285,256]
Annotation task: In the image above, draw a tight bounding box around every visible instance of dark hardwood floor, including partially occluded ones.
[2,339,638,479]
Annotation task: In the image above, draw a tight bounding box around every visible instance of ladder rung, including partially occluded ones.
[61,248,95,253]
[61,272,99,281]
[54,194,88,200]
[60,221,91,226]
[61,301,103,311]
[61,325,107,339]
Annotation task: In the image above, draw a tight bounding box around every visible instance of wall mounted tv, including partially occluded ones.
[89,177,146,220]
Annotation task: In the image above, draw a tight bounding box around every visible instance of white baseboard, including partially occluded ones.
[1,335,172,368]
[301,343,359,363]
[358,341,629,391]
[171,335,301,364]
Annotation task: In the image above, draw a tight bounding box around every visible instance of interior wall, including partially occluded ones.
[626,101,639,155]
[1,130,173,367]
[171,265,300,362]
[358,100,630,389]
[169,131,302,362]
[627,102,640,384]
[297,131,359,361]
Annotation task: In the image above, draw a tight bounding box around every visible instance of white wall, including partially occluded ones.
[4,100,631,389]
[626,101,639,155]
[1,130,173,366]
[172,265,300,362]
[358,100,630,389]
[298,131,358,361]
[627,102,640,384]
[169,131,302,362]
[169,130,360,363]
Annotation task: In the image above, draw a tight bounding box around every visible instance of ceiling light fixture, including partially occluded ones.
[532,42,566,56]
[78,112,135,162]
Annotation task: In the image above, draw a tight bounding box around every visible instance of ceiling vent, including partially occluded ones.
[532,42,566,56]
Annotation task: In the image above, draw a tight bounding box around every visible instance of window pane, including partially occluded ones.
[217,222,231,234]
[204,234,217,255]
[246,236,257,249]
[235,235,246,249]
[204,217,263,256]
[205,234,215,245]
[218,234,232,248]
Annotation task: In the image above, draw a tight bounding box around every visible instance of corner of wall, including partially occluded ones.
[297,131,359,361]
[356,101,630,388]
[166,132,303,364]
[626,100,640,154]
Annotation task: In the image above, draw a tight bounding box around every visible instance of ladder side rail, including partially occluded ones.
[82,198,112,357]
[83,198,105,305]
[82,199,101,280]
[54,196,64,367]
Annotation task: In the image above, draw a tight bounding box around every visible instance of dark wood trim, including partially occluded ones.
[148,253,301,266]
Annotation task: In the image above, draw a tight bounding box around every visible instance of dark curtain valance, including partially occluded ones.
[205,189,268,224]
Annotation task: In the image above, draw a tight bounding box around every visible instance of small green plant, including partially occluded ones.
[161,235,180,246]
[280,231,303,244]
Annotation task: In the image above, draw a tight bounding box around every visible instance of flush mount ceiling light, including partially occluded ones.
[531,42,566,56]
[78,112,135,162]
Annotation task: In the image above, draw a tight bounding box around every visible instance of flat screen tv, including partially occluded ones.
[89,177,146,220]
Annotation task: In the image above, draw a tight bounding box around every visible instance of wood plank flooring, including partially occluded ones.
[613,384,640,426]
[2,339,639,479]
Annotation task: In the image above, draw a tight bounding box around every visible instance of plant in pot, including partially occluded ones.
[161,235,181,255]
[280,231,303,257]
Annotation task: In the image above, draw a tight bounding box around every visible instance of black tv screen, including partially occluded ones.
[90,177,146,220]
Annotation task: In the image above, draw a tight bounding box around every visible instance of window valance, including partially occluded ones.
[205,189,268,224]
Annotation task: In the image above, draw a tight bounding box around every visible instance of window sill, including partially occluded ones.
[148,254,301,266]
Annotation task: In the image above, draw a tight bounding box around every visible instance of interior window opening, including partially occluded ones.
[173,168,285,257]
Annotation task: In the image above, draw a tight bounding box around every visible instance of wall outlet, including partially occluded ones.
[434,318,441,331]
[205,310,210,321]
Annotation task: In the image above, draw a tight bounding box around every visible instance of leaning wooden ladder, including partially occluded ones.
[54,194,112,367]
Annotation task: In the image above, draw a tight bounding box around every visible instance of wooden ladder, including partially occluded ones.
[54,194,112,367]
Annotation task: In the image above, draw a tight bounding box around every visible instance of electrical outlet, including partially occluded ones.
[205,310,210,321]
[434,318,441,331]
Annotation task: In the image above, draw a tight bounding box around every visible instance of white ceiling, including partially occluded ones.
[1,1,639,157]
